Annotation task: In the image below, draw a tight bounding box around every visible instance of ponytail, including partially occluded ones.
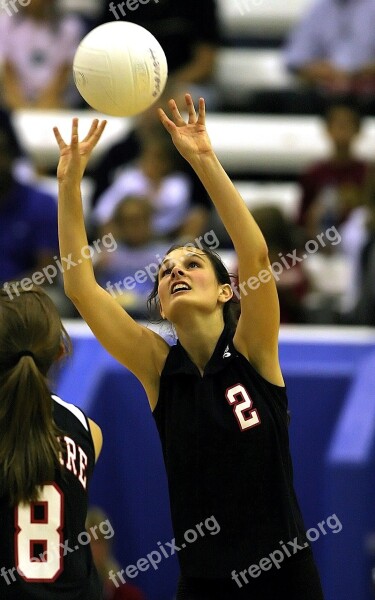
[0,287,71,505]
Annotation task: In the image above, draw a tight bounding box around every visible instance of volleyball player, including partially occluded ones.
[54,95,324,599]
[0,287,103,599]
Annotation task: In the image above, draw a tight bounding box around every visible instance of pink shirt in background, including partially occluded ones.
[0,12,84,104]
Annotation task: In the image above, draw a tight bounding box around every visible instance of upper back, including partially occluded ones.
[0,396,100,600]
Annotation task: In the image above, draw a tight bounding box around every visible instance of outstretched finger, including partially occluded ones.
[197,97,206,126]
[168,99,186,127]
[158,107,178,135]
[83,119,107,148]
[185,94,197,124]
[53,126,67,150]
[91,119,107,144]
[71,118,79,147]
[81,118,100,143]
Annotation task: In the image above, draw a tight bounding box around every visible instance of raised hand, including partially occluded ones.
[53,118,107,185]
[158,94,214,165]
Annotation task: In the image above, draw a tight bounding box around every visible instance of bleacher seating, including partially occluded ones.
[233,181,301,218]
[13,110,375,174]
[11,110,132,171]
[217,0,315,39]
[56,0,314,39]
[58,0,101,18]
[215,48,297,106]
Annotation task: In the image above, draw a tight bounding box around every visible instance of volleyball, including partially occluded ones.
[73,22,168,117]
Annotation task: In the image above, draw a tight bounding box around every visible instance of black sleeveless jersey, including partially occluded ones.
[153,325,310,578]
[0,395,101,600]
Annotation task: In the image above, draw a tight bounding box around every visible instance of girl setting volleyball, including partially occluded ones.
[54,94,324,599]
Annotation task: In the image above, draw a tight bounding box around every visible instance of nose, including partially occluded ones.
[171,265,185,278]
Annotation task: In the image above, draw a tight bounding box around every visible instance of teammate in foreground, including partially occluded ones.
[54,95,324,599]
[0,287,103,599]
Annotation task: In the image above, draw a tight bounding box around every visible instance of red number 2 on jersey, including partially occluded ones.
[226,384,261,431]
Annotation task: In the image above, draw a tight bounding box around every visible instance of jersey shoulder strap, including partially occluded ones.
[51,394,90,432]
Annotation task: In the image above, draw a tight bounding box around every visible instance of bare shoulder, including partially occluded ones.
[88,418,103,462]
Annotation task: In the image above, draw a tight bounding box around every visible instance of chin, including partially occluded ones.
[165,293,196,317]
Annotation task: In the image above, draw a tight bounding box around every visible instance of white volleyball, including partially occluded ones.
[73,22,168,117]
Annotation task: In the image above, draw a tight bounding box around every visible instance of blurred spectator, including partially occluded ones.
[0,107,24,158]
[0,122,58,288]
[298,102,368,239]
[0,0,84,109]
[0,106,35,182]
[339,168,375,325]
[0,117,74,315]
[284,0,375,114]
[90,84,211,240]
[92,126,193,240]
[96,0,219,99]
[86,507,146,600]
[95,195,167,317]
[245,205,309,323]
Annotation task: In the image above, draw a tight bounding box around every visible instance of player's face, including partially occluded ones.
[157,247,225,321]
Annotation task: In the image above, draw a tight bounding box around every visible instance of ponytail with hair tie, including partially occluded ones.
[3,350,36,371]
[16,350,35,361]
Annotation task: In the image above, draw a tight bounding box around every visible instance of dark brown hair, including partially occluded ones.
[0,286,71,505]
[147,243,239,332]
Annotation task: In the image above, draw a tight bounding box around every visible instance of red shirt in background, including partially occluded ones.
[298,159,368,226]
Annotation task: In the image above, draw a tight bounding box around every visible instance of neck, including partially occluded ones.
[28,9,52,22]
[333,146,352,163]
[174,314,225,374]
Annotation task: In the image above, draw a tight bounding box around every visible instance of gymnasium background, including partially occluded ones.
[2,0,375,599]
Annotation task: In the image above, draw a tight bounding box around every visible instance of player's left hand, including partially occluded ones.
[53,118,107,185]
[158,94,214,164]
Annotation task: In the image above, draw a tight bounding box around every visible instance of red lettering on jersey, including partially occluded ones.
[78,446,88,489]
[59,436,88,489]
[64,437,78,476]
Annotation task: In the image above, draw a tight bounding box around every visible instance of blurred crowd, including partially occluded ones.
[1,0,375,326]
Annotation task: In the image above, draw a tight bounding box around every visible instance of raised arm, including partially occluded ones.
[158,95,283,385]
[54,119,169,406]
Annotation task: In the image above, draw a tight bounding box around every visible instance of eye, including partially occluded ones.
[188,261,200,268]
[160,266,172,278]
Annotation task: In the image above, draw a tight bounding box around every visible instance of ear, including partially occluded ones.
[218,283,233,305]
[56,342,66,361]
